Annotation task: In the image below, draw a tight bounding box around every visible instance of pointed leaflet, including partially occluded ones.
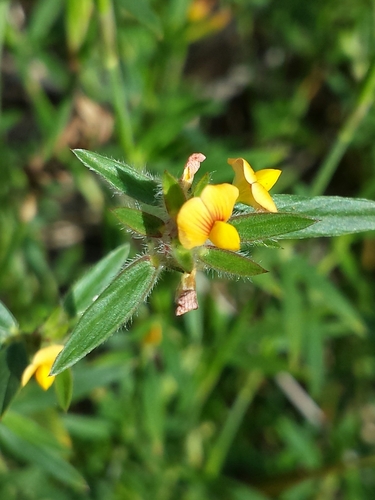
[112,208,165,237]
[230,212,316,243]
[63,243,130,317]
[73,149,160,206]
[44,245,131,341]
[52,256,160,374]
[198,247,267,278]
[271,195,375,238]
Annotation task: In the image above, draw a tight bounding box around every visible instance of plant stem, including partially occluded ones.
[311,60,375,196]
[96,0,135,160]
[204,370,263,477]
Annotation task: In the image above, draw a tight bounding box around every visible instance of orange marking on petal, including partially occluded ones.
[177,197,213,248]
[200,184,239,222]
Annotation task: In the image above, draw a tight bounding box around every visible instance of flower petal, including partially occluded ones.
[21,363,38,387]
[228,158,257,184]
[31,345,64,366]
[177,197,213,249]
[181,153,206,186]
[255,169,281,191]
[35,364,55,390]
[251,182,278,212]
[200,183,239,222]
[209,221,240,251]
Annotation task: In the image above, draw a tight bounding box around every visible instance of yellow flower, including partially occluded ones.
[22,345,64,390]
[177,183,240,251]
[228,158,281,212]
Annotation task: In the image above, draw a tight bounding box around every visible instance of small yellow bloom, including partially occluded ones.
[22,345,64,390]
[228,158,281,212]
[177,183,240,251]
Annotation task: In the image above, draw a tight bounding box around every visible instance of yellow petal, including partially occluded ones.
[228,158,257,184]
[35,364,55,390]
[31,345,64,366]
[228,158,256,204]
[255,169,281,190]
[200,183,239,222]
[209,221,240,251]
[22,345,64,389]
[177,197,213,249]
[251,183,278,212]
[21,363,38,387]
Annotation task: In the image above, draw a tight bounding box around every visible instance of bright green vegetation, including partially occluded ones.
[1,1,375,499]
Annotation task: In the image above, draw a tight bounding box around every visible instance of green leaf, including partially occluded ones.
[0,342,28,416]
[0,301,19,343]
[272,195,375,238]
[63,243,130,317]
[73,149,160,206]
[231,212,316,243]
[54,369,73,412]
[51,256,160,375]
[0,412,86,490]
[198,246,267,278]
[112,207,165,237]
[162,170,186,218]
[119,0,163,38]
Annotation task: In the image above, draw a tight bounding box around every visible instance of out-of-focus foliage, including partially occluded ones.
[1,0,375,499]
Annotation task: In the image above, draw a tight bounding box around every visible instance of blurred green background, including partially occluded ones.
[1,0,375,498]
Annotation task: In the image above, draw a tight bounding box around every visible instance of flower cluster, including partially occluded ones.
[110,152,281,316]
[161,154,281,314]
[176,156,281,252]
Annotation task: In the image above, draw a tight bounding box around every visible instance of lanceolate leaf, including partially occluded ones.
[272,195,375,238]
[63,243,130,317]
[112,208,165,237]
[52,256,160,375]
[230,212,316,243]
[73,149,160,206]
[198,247,267,278]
